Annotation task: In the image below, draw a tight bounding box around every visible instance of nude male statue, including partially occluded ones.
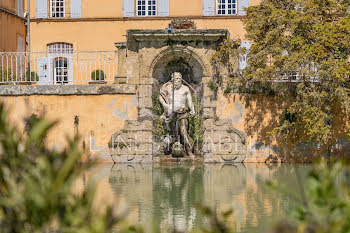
[159,72,195,157]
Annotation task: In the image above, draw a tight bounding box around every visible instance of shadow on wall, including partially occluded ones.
[220,93,350,159]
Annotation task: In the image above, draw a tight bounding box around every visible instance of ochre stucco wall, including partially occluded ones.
[0,12,26,52]
[28,0,262,51]
[216,91,350,162]
[1,94,138,162]
[29,18,248,52]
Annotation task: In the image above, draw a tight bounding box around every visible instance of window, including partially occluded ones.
[50,0,65,18]
[48,43,73,53]
[217,0,237,15]
[137,0,157,16]
[54,58,68,84]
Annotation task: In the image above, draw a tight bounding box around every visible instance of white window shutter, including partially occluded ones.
[158,0,169,16]
[203,0,214,16]
[17,0,24,17]
[17,37,25,52]
[123,0,134,17]
[238,0,250,16]
[71,0,82,18]
[36,0,48,18]
[239,41,251,70]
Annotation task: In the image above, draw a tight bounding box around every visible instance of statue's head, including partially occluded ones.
[171,72,182,90]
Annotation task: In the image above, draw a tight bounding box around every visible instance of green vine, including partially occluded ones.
[152,92,166,137]
[189,99,203,155]
[210,39,241,94]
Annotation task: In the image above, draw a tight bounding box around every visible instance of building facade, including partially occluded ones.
[0,0,26,52]
[25,0,258,85]
[29,0,258,51]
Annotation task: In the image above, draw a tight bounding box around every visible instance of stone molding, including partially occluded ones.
[0,84,136,96]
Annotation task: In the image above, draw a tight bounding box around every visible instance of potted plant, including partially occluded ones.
[90,69,107,84]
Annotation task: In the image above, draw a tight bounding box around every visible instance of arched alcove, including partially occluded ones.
[151,47,205,86]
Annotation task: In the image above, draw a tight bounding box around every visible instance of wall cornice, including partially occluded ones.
[30,15,244,23]
[0,8,26,21]
[0,84,136,96]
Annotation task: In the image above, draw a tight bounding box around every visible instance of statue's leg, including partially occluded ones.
[180,118,194,157]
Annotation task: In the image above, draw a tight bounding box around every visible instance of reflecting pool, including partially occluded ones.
[80,164,309,233]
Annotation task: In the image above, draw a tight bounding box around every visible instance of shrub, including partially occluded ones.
[25,71,39,82]
[91,69,105,81]
[0,69,14,83]
[0,104,139,233]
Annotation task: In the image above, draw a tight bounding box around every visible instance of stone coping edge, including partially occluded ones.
[0,84,136,96]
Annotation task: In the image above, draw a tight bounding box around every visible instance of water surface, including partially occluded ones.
[83,163,309,233]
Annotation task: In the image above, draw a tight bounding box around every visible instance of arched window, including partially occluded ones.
[50,0,65,18]
[47,43,73,54]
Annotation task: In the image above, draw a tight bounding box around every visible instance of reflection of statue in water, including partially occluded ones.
[159,72,195,157]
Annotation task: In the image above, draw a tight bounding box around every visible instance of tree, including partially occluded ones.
[238,0,350,150]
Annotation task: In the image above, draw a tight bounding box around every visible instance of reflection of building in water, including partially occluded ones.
[152,164,205,232]
[100,164,304,232]
[108,164,154,231]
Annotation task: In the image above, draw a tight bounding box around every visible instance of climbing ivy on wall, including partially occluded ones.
[210,39,241,93]
[152,92,166,137]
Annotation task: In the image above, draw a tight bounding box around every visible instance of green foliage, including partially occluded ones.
[25,71,39,82]
[152,92,166,136]
[0,69,14,84]
[91,69,105,81]
[0,70,39,84]
[0,104,139,233]
[224,85,233,95]
[211,39,241,89]
[291,161,350,233]
[190,205,235,233]
[189,99,203,155]
[207,81,219,93]
[240,0,350,148]
[267,160,350,233]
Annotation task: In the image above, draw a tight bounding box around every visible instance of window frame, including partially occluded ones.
[47,43,73,54]
[47,43,73,85]
[54,57,69,84]
[136,0,157,17]
[216,0,237,16]
[50,0,65,18]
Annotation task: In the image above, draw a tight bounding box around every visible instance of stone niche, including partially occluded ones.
[109,29,246,163]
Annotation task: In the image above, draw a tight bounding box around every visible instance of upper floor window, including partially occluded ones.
[137,0,157,16]
[217,0,237,15]
[50,0,65,18]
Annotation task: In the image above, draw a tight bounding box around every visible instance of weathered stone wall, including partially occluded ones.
[0,85,138,163]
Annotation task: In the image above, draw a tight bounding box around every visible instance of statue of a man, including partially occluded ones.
[159,72,195,157]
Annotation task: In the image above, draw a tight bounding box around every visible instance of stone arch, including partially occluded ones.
[150,46,208,85]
